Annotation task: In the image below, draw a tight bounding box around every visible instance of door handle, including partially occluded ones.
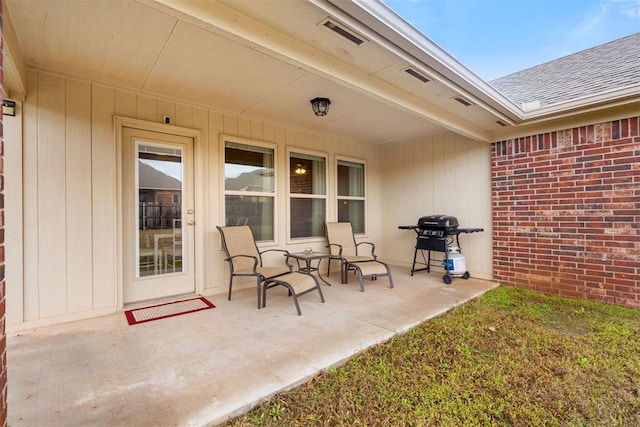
[187,220,195,226]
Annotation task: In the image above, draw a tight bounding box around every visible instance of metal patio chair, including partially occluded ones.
[217,225,324,314]
[324,222,393,290]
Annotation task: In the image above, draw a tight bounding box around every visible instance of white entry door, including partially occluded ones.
[122,127,195,303]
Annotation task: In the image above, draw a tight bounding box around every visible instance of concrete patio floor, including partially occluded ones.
[7,266,498,426]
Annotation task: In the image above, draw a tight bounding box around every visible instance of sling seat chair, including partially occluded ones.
[217,225,324,314]
[324,222,393,290]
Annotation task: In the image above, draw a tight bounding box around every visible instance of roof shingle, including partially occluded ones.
[489,32,640,109]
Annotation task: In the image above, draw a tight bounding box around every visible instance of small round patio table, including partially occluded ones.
[288,251,332,286]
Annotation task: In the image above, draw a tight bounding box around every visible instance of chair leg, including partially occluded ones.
[227,276,234,301]
[256,277,262,309]
[385,264,394,288]
[263,280,302,315]
[291,294,302,316]
[262,281,268,309]
[341,261,347,284]
[358,271,365,292]
[263,274,327,316]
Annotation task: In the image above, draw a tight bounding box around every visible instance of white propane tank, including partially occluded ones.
[443,247,466,275]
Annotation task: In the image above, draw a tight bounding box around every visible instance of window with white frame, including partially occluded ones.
[223,139,276,242]
[288,150,327,239]
[337,158,366,234]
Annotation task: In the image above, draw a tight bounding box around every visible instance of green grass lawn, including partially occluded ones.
[224,286,640,426]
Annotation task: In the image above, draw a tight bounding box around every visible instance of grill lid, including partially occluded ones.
[418,215,459,229]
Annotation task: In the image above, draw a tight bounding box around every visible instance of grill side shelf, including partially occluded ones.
[456,228,484,234]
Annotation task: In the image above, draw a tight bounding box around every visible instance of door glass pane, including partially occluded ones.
[137,143,183,277]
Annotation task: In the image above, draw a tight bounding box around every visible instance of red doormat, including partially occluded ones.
[125,297,215,325]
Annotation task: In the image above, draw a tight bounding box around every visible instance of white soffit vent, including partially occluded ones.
[495,120,508,127]
[321,18,367,46]
[403,67,430,83]
[453,96,474,107]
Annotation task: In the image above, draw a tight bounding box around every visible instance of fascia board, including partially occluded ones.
[520,84,640,123]
[493,99,640,143]
[489,87,640,140]
[489,102,640,143]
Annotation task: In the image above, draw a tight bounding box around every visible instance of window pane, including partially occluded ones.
[338,199,365,234]
[290,198,326,238]
[338,160,364,197]
[290,153,326,195]
[224,140,275,242]
[225,195,274,241]
[225,142,274,193]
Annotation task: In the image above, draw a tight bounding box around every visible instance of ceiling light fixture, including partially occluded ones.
[294,164,307,175]
[310,97,331,116]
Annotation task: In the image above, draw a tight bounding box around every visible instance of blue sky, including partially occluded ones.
[383,0,640,80]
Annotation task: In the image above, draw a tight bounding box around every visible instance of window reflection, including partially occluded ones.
[290,152,327,239]
[337,160,366,234]
[224,141,275,241]
[137,143,183,277]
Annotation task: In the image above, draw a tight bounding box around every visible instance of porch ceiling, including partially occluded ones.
[2,0,521,144]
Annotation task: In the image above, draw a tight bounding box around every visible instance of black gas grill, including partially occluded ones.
[399,215,483,284]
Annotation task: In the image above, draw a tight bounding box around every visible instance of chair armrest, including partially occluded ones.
[227,254,259,272]
[356,241,377,258]
[326,243,343,257]
[260,249,293,269]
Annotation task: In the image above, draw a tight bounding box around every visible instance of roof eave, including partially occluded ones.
[489,85,640,142]
[325,0,524,124]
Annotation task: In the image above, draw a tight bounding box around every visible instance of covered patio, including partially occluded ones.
[2,0,496,334]
[8,268,497,426]
[2,1,639,426]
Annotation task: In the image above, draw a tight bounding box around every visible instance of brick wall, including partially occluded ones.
[0,1,7,424]
[492,116,640,308]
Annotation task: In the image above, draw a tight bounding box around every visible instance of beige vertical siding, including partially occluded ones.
[8,69,493,328]
[22,71,39,322]
[8,69,383,328]
[91,85,118,310]
[380,133,493,280]
[65,79,93,313]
